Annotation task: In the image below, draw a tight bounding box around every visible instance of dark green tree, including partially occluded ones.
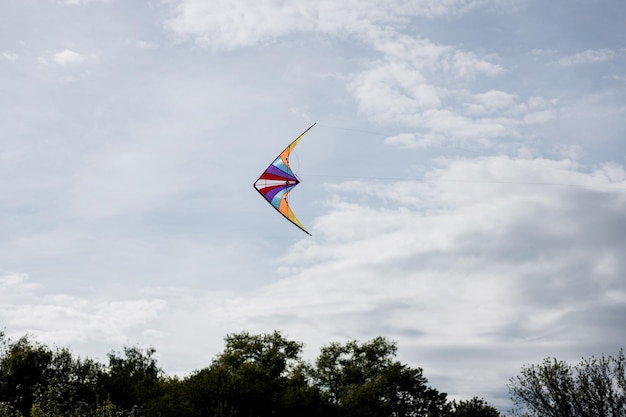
[450,397,502,417]
[0,330,510,417]
[0,334,53,416]
[181,331,326,417]
[313,337,450,417]
[216,331,302,416]
[0,401,23,417]
[140,375,190,417]
[508,349,626,417]
[279,362,330,417]
[30,348,104,417]
[103,346,161,413]
[0,333,105,417]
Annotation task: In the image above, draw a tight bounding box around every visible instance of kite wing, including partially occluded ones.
[254,123,315,235]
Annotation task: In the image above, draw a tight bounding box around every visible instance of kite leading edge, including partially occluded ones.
[254,123,316,235]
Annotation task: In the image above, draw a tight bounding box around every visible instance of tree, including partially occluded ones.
[0,334,105,417]
[450,397,502,417]
[182,331,325,417]
[508,349,626,417]
[0,401,23,417]
[0,331,512,416]
[313,337,450,417]
[217,331,303,381]
[103,346,161,413]
[29,348,105,417]
[0,335,53,417]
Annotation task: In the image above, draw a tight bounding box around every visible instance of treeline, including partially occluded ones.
[508,349,626,417]
[0,330,501,417]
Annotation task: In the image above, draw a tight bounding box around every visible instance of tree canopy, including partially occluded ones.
[508,349,626,417]
[0,330,505,417]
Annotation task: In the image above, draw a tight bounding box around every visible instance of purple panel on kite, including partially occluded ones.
[265,164,297,181]
[264,184,295,202]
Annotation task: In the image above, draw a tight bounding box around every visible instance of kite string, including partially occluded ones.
[292,149,301,179]
[301,172,626,191]
[316,123,516,157]
[312,124,626,190]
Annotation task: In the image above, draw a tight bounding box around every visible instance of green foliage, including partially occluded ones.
[0,402,24,417]
[1,330,512,417]
[181,330,327,417]
[218,331,303,378]
[450,397,502,417]
[0,334,106,417]
[0,335,54,416]
[508,349,626,417]
[314,336,450,417]
[103,345,161,413]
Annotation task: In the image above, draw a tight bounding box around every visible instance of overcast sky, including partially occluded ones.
[1,0,625,412]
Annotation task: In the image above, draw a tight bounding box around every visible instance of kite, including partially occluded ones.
[254,123,315,235]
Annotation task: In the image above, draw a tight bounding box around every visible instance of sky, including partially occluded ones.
[1,0,625,412]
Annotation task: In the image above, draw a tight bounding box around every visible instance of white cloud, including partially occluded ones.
[2,51,20,62]
[558,48,616,66]
[291,158,626,379]
[360,30,504,82]
[444,50,503,79]
[523,109,557,124]
[53,49,86,64]
[366,33,453,71]
[466,90,516,115]
[165,0,509,49]
[164,0,533,151]
[2,1,624,413]
[384,133,419,149]
[5,300,166,347]
[54,0,113,5]
[66,74,244,219]
[530,48,558,56]
[2,156,624,408]
[349,34,507,127]
[0,273,40,300]
[605,74,626,83]
[69,143,186,218]
[344,28,543,148]
[136,40,158,49]
[349,60,443,124]
[37,49,96,67]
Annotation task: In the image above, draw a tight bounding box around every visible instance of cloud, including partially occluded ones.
[349,59,443,124]
[66,74,248,219]
[523,109,557,124]
[384,133,421,149]
[465,90,516,115]
[350,26,566,148]
[0,273,167,347]
[164,0,546,152]
[605,74,626,84]
[444,50,504,79]
[53,0,113,5]
[5,156,624,385]
[288,156,625,400]
[53,49,87,64]
[136,40,158,49]
[165,0,507,49]
[530,48,558,56]
[558,48,616,66]
[349,34,505,123]
[3,2,623,413]
[0,273,40,301]
[344,29,554,148]
[2,51,20,62]
[36,49,96,67]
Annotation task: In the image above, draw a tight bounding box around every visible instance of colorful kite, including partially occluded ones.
[254,123,315,235]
